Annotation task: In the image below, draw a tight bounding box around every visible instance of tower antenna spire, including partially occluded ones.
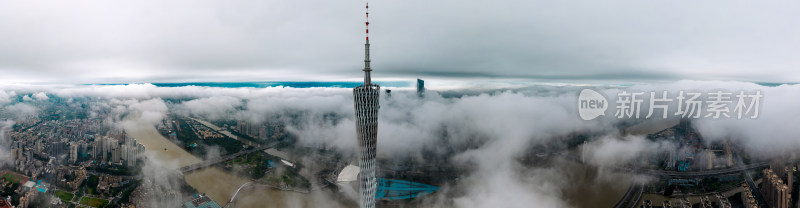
[363,1,372,85]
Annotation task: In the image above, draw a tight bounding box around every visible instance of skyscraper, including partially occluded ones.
[69,142,79,163]
[353,2,380,208]
[762,168,791,208]
[417,78,425,97]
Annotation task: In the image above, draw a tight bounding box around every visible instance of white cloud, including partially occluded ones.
[3,103,37,119]
[0,90,13,105]
[32,92,48,100]
[584,135,674,167]
[0,81,799,207]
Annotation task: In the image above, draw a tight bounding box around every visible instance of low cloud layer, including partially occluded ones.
[0,80,798,207]
[0,120,15,165]
[584,135,675,167]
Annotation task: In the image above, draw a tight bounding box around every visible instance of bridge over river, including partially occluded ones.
[179,142,277,174]
[178,117,281,174]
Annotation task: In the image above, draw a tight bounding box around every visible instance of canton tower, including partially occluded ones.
[353,1,380,208]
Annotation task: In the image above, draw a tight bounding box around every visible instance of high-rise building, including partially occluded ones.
[34,141,43,155]
[121,139,145,167]
[770,160,795,193]
[723,140,733,167]
[742,183,759,208]
[69,143,78,163]
[416,78,425,97]
[237,120,248,136]
[121,145,129,164]
[666,149,676,169]
[714,193,732,208]
[762,168,791,208]
[79,142,88,157]
[112,147,121,164]
[353,2,380,208]
[93,138,103,160]
[49,141,66,159]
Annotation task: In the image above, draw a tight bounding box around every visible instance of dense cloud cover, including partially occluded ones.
[1,1,800,83]
[0,80,798,207]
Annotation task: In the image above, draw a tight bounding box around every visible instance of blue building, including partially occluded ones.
[183,195,221,208]
[376,178,439,200]
[677,161,691,172]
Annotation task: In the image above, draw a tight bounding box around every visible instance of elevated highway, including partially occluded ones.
[619,162,769,178]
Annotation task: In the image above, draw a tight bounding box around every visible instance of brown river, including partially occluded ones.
[128,125,630,208]
[128,126,332,208]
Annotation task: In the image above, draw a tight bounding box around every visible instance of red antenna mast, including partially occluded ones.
[362,1,372,84]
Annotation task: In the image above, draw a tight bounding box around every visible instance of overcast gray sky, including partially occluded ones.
[0,0,798,84]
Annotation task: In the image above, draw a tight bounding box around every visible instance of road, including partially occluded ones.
[614,184,644,208]
[738,157,769,208]
[617,162,770,178]
[561,151,770,178]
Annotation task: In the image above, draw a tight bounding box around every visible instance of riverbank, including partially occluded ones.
[127,125,346,207]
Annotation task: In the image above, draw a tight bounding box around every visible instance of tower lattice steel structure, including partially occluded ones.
[353,2,379,208]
